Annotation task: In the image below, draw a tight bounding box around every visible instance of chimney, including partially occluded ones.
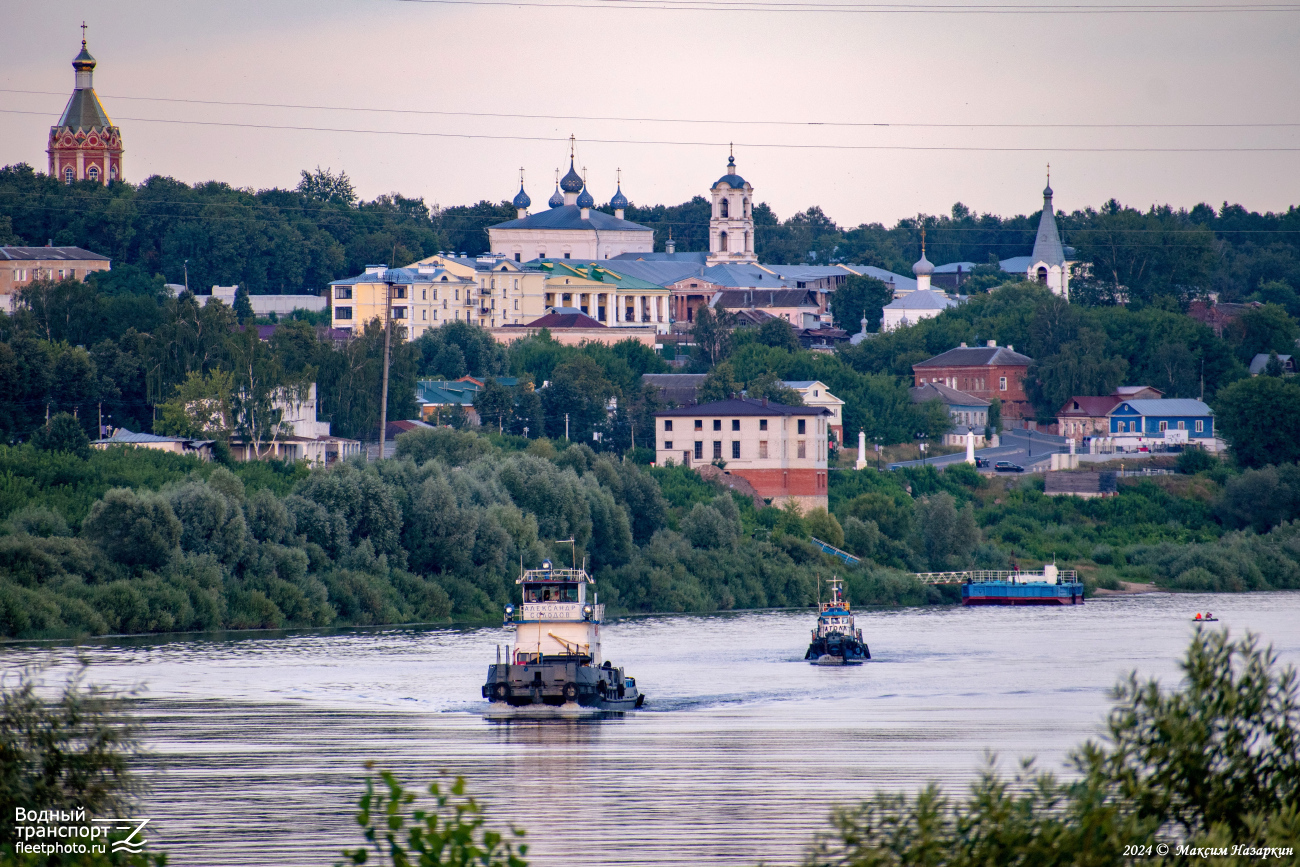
[960,342,967,348]
[987,340,996,347]
[1007,344,1014,351]
[762,397,768,407]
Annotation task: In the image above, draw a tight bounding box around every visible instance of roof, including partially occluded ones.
[522,309,606,329]
[490,204,651,232]
[533,261,664,291]
[1250,353,1295,375]
[1114,386,1164,398]
[512,186,531,209]
[655,397,830,418]
[560,160,584,193]
[998,256,1034,274]
[55,86,113,131]
[1111,399,1213,416]
[909,383,991,408]
[913,254,934,277]
[0,245,109,262]
[94,429,212,446]
[703,264,795,289]
[642,373,707,404]
[609,186,629,209]
[388,419,436,433]
[1030,185,1066,266]
[613,251,711,265]
[914,344,1033,368]
[416,380,481,407]
[712,155,748,189]
[329,265,467,286]
[883,289,959,311]
[762,265,851,280]
[558,258,701,288]
[1058,396,1122,417]
[713,288,817,309]
[839,265,920,293]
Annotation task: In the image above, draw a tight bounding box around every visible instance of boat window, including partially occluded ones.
[523,583,579,602]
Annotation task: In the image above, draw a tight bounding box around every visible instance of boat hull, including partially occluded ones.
[805,637,870,664]
[482,661,644,709]
[962,581,1084,606]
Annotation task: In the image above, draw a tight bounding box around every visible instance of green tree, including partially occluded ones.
[698,362,741,403]
[1232,303,1299,363]
[80,488,182,570]
[474,378,513,432]
[155,369,234,437]
[298,166,357,206]
[914,492,979,571]
[832,275,892,332]
[1213,375,1300,468]
[31,412,91,458]
[691,306,733,366]
[233,284,254,325]
[755,317,802,352]
[805,507,844,548]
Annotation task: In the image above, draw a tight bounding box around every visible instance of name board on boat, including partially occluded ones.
[522,602,582,620]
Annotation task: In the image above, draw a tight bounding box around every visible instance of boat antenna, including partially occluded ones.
[557,537,577,570]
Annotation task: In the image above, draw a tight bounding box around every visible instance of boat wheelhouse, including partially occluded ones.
[805,577,870,665]
[482,557,644,710]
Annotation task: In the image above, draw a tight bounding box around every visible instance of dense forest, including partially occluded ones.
[3,163,1299,312]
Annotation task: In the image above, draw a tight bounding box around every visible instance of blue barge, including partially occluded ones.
[961,565,1084,606]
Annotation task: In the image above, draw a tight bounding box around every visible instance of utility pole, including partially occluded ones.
[565,413,570,440]
[377,272,393,461]
[98,402,102,438]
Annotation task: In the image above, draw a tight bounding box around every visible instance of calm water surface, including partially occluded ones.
[4,591,1299,867]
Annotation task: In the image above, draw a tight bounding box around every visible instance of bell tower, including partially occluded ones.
[47,25,124,186]
[707,146,756,265]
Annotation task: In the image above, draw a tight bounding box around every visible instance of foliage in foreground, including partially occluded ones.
[802,630,1300,866]
[0,664,165,865]
[339,765,526,867]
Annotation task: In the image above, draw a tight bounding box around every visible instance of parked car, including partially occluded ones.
[974,457,991,468]
[994,461,1024,473]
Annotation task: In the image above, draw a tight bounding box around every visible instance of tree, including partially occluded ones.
[699,362,741,403]
[155,369,234,437]
[31,412,91,458]
[745,371,803,406]
[1232,303,1299,363]
[297,166,357,206]
[832,275,892,332]
[1213,375,1300,468]
[755,317,802,352]
[914,492,979,570]
[802,630,1300,865]
[474,378,513,432]
[233,284,254,325]
[80,488,182,570]
[1265,350,1286,377]
[804,507,844,548]
[692,306,733,366]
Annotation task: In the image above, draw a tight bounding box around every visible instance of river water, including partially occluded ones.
[4,591,1299,866]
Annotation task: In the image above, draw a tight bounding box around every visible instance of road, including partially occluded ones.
[885,428,1071,472]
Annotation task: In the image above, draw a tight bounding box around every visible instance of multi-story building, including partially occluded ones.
[48,33,123,185]
[655,397,833,511]
[909,382,991,445]
[531,260,670,333]
[0,245,110,313]
[417,253,547,328]
[782,381,845,444]
[913,341,1034,422]
[327,264,476,338]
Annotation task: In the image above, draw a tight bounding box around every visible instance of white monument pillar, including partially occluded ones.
[856,429,867,470]
[966,428,975,464]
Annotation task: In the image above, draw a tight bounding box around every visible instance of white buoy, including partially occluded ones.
[966,428,976,464]
[856,429,867,470]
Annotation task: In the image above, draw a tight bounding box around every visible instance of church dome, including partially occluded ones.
[713,154,747,189]
[912,253,934,277]
[512,185,531,209]
[548,186,564,209]
[560,159,584,193]
[73,44,96,72]
[610,185,629,209]
[576,185,595,209]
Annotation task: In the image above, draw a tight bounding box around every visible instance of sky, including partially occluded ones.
[1,0,1298,228]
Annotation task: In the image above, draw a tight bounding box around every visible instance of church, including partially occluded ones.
[48,28,124,185]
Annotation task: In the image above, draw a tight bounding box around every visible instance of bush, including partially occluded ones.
[30,412,90,459]
[1177,447,1220,475]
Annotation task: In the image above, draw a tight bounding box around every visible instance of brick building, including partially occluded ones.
[48,32,123,185]
[0,245,110,313]
[912,341,1034,421]
[655,397,832,511]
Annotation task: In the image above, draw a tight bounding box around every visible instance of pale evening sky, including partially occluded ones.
[1,0,1298,230]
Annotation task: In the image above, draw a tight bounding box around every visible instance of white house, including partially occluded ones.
[783,380,845,444]
[880,289,960,331]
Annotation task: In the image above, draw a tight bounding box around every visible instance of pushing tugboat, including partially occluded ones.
[482,547,644,713]
[805,577,870,665]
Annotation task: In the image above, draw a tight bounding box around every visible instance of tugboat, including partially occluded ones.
[482,551,644,712]
[804,577,870,665]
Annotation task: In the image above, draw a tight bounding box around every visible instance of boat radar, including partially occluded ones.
[482,549,645,712]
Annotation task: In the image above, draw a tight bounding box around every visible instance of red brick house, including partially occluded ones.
[654,398,832,511]
[912,341,1034,421]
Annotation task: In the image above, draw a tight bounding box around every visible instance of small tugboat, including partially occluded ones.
[805,577,870,665]
[482,551,644,713]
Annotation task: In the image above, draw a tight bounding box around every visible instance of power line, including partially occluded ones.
[4,88,1297,131]
[383,0,1300,13]
[6,109,1299,152]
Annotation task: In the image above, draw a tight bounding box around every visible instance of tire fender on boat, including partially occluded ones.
[563,682,579,701]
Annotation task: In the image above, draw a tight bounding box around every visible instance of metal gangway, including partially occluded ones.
[913,569,1079,585]
[810,537,861,566]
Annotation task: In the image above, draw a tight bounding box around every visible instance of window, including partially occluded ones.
[719,231,728,252]
[1037,266,1048,283]
[335,287,352,299]
[564,252,571,259]
[515,253,521,262]
[759,419,768,431]
[63,167,74,184]
[87,166,99,182]
[713,419,722,431]
[393,286,406,299]
[393,307,407,319]
[731,419,740,431]
[664,420,673,431]
[759,441,768,459]
[422,289,427,300]
[797,441,806,459]
[713,441,722,460]
[455,289,460,300]
[1159,421,1168,432]
[335,306,353,320]
[664,440,673,450]
[1177,421,1186,430]
[1196,420,1204,433]
[731,441,741,459]
[514,300,519,310]
[720,199,729,218]
[694,420,703,430]
[694,442,703,460]
[422,310,426,321]
[999,377,1007,391]
[797,419,806,434]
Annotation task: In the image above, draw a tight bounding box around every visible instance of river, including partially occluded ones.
[4,590,1299,866]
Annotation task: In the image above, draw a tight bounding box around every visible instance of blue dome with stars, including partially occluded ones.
[513,185,531,209]
[576,185,595,209]
[609,186,629,209]
[548,186,564,208]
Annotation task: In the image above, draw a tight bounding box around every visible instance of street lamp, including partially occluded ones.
[874,436,882,472]
[916,432,928,467]
[1027,429,1033,458]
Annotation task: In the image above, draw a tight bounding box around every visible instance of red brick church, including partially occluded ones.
[47,27,123,185]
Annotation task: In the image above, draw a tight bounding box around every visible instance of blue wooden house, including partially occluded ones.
[1107,399,1214,441]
